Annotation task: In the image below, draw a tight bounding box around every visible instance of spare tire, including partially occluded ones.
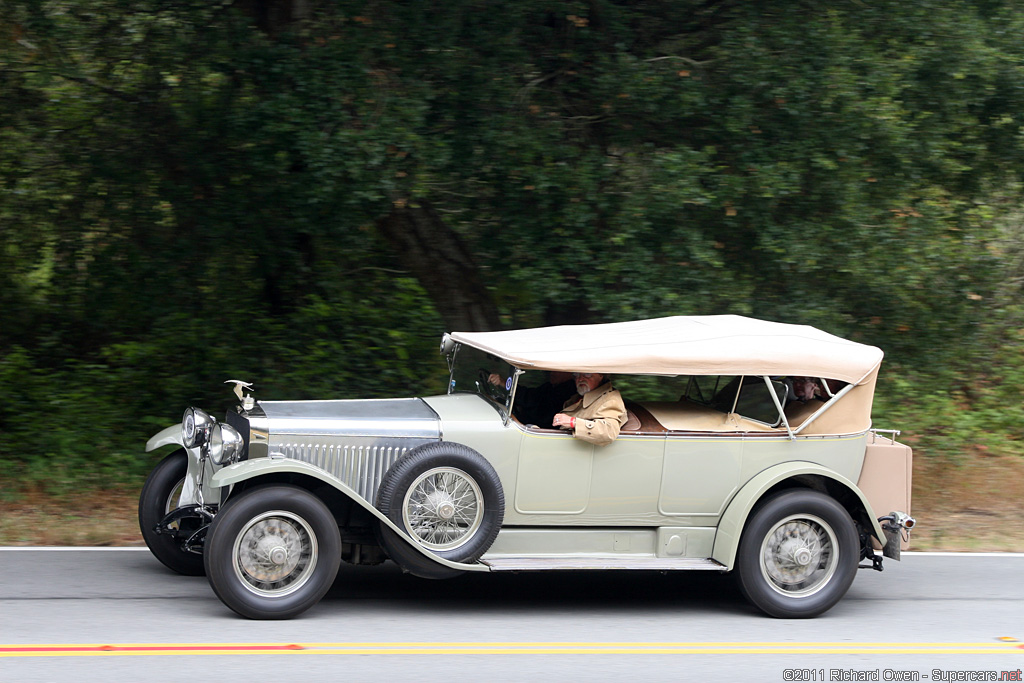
[374,442,504,579]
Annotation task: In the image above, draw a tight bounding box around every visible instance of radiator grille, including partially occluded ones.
[277,439,431,503]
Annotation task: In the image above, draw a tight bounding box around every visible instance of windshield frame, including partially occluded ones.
[446,343,520,422]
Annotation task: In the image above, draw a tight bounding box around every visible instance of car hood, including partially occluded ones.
[254,397,440,440]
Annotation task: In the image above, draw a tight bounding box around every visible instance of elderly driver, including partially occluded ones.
[552,372,627,446]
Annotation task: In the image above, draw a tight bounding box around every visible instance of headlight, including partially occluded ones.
[208,422,243,466]
[182,407,215,449]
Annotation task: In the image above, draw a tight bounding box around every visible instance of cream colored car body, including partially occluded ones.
[147,384,909,572]
[143,315,913,619]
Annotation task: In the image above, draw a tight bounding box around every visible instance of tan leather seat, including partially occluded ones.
[621,409,642,432]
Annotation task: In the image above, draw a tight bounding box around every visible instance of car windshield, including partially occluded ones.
[448,344,516,414]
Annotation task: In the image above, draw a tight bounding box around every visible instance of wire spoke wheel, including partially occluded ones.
[232,511,318,597]
[402,467,483,551]
[759,513,837,598]
[736,489,859,618]
[375,442,504,579]
[205,485,341,619]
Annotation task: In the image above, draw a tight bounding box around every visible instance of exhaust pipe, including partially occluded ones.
[875,511,915,565]
[880,511,915,531]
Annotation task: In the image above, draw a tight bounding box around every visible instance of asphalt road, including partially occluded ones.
[1,549,1023,682]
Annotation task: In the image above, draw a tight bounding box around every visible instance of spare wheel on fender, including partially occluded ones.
[374,442,504,579]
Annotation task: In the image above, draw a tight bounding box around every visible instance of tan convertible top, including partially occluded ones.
[450,315,883,386]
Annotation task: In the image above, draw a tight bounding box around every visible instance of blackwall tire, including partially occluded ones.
[138,450,206,576]
[204,485,341,620]
[736,489,859,618]
[375,442,504,580]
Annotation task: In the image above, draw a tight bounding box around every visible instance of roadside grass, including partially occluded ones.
[910,449,1024,552]
[0,482,144,546]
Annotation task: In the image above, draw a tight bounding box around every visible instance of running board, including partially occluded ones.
[480,557,727,571]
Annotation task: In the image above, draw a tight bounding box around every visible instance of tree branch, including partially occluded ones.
[375,202,501,332]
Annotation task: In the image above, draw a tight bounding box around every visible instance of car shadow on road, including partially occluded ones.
[323,562,753,616]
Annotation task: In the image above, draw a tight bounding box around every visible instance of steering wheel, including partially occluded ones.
[477,368,506,402]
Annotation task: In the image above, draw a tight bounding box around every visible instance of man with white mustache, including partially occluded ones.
[551,372,627,446]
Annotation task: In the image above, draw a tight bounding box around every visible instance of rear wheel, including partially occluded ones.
[204,485,341,619]
[138,450,205,576]
[736,489,858,618]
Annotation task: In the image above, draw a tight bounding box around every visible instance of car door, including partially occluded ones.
[659,435,743,517]
[513,427,667,522]
[514,429,594,514]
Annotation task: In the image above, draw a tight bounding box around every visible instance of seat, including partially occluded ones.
[621,401,668,433]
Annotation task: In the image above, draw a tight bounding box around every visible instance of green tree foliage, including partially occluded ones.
[2,0,1023,479]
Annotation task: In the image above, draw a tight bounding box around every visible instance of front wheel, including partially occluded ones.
[736,489,859,618]
[204,485,341,619]
[138,450,205,576]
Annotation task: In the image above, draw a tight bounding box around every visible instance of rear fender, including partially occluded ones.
[210,458,489,573]
[712,461,885,570]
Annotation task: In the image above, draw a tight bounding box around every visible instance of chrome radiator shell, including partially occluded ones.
[253,398,441,503]
[274,438,434,502]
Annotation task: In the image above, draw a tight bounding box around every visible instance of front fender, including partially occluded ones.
[210,458,489,573]
[146,425,183,452]
[711,461,885,570]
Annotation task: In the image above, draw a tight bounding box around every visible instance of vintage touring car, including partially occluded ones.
[140,315,914,619]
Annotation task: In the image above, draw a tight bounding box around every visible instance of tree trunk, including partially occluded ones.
[376,202,501,332]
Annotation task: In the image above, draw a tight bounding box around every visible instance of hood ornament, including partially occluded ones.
[225,379,255,411]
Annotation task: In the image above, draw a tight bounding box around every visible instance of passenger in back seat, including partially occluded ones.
[792,377,846,402]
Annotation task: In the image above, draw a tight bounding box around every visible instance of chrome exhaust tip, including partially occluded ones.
[880,511,915,531]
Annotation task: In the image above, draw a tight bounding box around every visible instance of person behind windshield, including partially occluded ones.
[552,372,627,446]
[490,370,577,427]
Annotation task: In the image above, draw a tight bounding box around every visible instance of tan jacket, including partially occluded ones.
[561,382,627,446]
